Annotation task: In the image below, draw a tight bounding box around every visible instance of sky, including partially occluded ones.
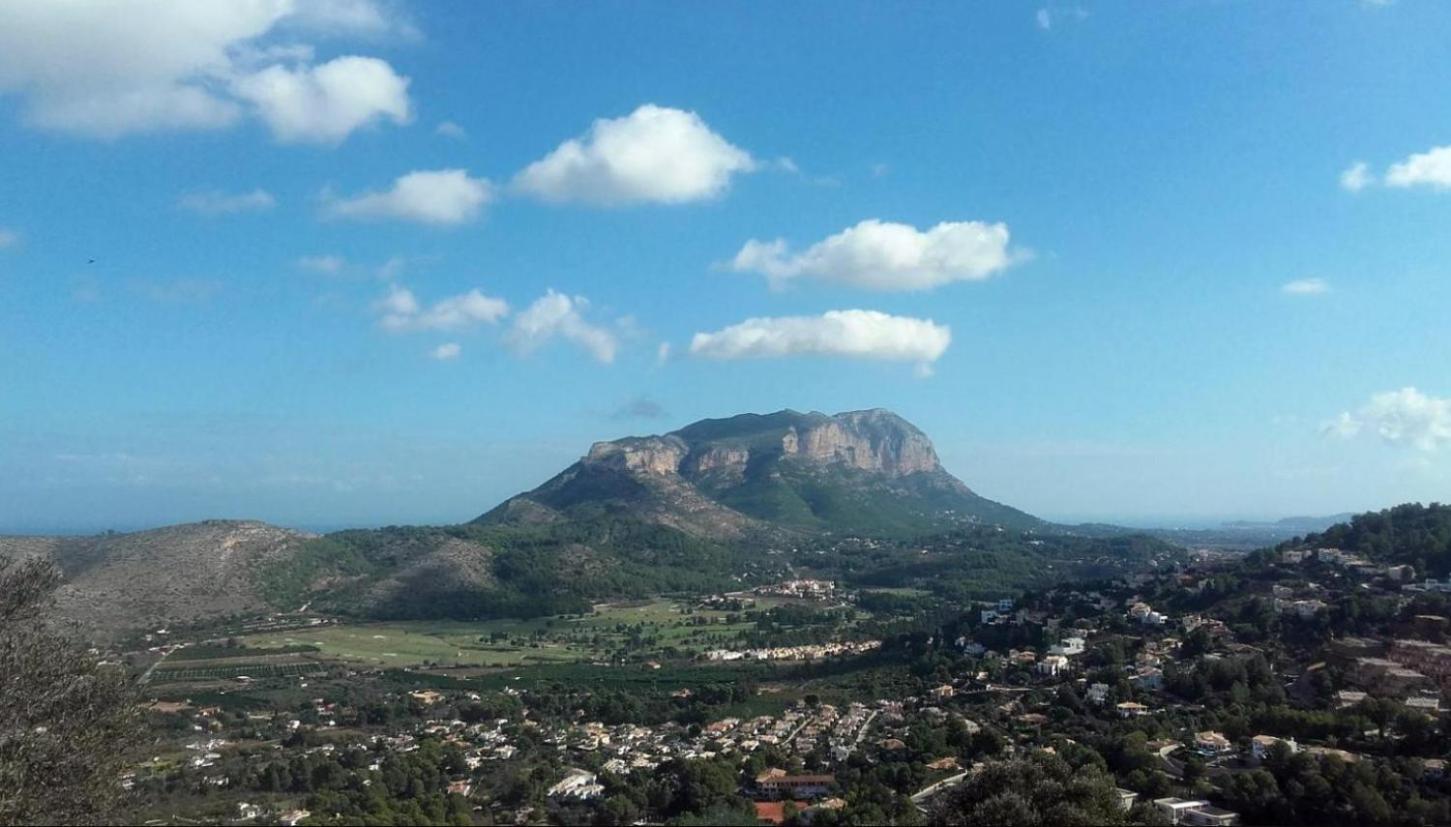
[2,0,1451,534]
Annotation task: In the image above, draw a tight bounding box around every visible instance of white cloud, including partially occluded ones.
[1339,161,1372,193]
[178,188,275,215]
[435,120,466,139]
[232,55,410,144]
[0,228,18,249]
[285,0,413,37]
[376,284,508,333]
[1322,412,1361,440]
[430,342,461,361]
[296,254,345,275]
[729,219,1019,291]
[1326,387,1451,451]
[513,104,757,205]
[656,342,672,365]
[1385,145,1451,190]
[1282,278,1330,296]
[506,289,619,363]
[689,309,951,375]
[1036,6,1088,30]
[0,1,413,141]
[327,169,492,225]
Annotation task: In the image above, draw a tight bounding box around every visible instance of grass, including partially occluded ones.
[237,600,761,669]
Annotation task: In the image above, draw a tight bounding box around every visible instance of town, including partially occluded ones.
[111,522,1451,826]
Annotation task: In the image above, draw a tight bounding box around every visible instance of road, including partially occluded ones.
[910,770,970,804]
[137,648,174,685]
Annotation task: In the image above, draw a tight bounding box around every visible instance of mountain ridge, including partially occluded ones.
[479,408,1040,536]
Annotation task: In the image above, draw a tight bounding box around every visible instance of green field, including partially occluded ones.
[239,600,758,668]
[151,661,320,683]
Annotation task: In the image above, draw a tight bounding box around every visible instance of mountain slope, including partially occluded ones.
[1274,502,1451,576]
[0,520,312,636]
[480,408,1041,536]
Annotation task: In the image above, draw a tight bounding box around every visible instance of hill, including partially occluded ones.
[0,520,312,636]
[481,408,1040,537]
[1276,502,1451,577]
[3,410,1163,633]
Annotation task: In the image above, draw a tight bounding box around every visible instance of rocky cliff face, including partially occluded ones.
[585,436,688,476]
[481,407,1039,537]
[785,410,941,476]
[580,409,944,480]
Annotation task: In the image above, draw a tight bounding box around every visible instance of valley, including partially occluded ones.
[6,412,1450,827]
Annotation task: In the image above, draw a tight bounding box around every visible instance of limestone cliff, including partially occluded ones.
[480,408,1040,536]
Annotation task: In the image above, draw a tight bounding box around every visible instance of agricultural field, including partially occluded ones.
[149,660,319,683]
[237,600,760,669]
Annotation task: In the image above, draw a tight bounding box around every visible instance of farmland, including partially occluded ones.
[236,599,763,669]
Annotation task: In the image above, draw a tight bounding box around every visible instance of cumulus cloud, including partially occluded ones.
[729,219,1019,291]
[375,284,508,333]
[1339,161,1372,193]
[513,104,757,205]
[178,188,275,215]
[1385,145,1451,190]
[326,169,492,225]
[285,0,415,37]
[506,289,619,363]
[0,1,413,142]
[689,309,951,375]
[435,120,466,139]
[1325,387,1451,451]
[296,254,345,275]
[430,342,461,361]
[1282,278,1330,296]
[232,56,410,144]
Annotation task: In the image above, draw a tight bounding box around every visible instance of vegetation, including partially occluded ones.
[0,556,138,825]
[930,751,1128,826]
[1279,502,1451,576]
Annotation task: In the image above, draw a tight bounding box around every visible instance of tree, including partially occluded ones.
[0,557,138,825]
[931,752,1127,826]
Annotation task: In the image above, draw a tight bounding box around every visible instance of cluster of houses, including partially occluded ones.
[1280,547,1418,586]
[702,638,882,662]
[1328,636,1450,713]
[752,579,839,600]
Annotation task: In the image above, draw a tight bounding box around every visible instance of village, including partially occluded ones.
[113,536,1451,826]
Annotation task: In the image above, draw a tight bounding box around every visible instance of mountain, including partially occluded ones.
[481,408,1040,537]
[4,410,1057,633]
[1222,513,1356,533]
[0,520,312,636]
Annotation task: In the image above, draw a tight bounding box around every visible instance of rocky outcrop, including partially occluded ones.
[785,410,941,476]
[584,436,688,476]
[580,409,943,480]
[687,445,752,475]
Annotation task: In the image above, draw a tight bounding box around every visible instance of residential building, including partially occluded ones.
[1182,805,1241,826]
[1154,798,1211,824]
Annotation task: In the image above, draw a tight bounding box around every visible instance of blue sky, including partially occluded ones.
[3,0,1450,533]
